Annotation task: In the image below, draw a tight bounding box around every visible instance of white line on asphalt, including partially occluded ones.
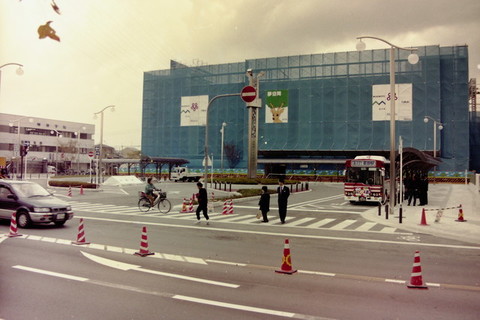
[81,251,239,288]
[74,215,480,250]
[172,295,335,320]
[13,265,89,282]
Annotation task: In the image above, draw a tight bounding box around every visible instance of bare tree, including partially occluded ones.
[224,142,242,168]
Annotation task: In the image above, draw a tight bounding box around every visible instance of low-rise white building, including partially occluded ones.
[0,113,95,175]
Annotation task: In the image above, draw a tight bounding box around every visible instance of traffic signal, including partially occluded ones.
[20,145,29,157]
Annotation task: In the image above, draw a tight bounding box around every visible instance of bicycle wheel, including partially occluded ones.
[157,198,171,213]
[138,198,151,212]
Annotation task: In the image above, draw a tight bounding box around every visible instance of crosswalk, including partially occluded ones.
[68,200,398,234]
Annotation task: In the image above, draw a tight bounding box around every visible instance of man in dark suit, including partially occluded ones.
[277,179,290,224]
[195,182,209,225]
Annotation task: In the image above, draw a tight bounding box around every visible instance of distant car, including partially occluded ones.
[0,180,74,228]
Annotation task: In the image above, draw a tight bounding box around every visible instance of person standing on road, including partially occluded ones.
[195,182,209,225]
[258,186,270,223]
[277,179,290,224]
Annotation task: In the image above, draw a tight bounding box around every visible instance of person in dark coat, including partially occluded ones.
[195,182,209,225]
[258,186,270,222]
[418,175,429,205]
[277,179,290,224]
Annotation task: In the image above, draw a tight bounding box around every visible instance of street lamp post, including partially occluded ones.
[356,36,419,219]
[0,63,24,96]
[204,94,240,190]
[424,116,443,182]
[50,129,62,174]
[94,105,115,184]
[220,122,227,173]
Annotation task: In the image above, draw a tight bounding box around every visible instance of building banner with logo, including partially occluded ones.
[265,90,288,123]
[180,95,209,126]
[372,84,412,121]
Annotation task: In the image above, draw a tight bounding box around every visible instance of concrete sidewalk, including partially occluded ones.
[365,183,480,245]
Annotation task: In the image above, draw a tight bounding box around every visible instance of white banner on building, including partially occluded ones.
[180,95,209,126]
[372,84,412,121]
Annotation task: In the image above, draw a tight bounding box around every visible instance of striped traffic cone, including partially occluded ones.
[67,186,72,197]
[275,239,297,274]
[134,226,154,257]
[228,199,234,215]
[222,199,229,215]
[181,198,188,213]
[72,218,90,245]
[188,198,194,213]
[407,251,428,289]
[455,204,467,222]
[79,185,84,195]
[7,212,22,238]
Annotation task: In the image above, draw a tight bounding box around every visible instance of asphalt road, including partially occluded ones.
[1,181,479,319]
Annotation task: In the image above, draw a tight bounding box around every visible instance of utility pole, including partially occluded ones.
[245,69,264,179]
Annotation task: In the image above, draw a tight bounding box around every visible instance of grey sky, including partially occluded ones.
[1,0,479,149]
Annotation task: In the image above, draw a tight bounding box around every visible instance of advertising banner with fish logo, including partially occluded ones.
[180,95,209,126]
[372,84,412,121]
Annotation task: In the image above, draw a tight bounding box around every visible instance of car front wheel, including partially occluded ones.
[16,211,31,228]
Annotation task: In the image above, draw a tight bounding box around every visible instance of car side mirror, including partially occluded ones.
[7,194,18,200]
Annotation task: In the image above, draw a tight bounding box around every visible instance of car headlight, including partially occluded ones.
[66,206,72,211]
[33,207,51,213]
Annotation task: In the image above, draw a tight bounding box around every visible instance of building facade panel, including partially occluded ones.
[142,45,470,171]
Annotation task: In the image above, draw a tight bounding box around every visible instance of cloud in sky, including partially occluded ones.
[1,0,479,149]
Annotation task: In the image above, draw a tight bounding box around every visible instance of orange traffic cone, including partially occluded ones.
[222,199,229,215]
[275,239,297,274]
[7,212,22,238]
[181,198,188,213]
[407,251,428,289]
[188,198,194,213]
[455,204,467,222]
[72,218,90,245]
[134,226,154,257]
[419,208,429,226]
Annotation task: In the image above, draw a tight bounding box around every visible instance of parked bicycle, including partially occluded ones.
[138,190,171,213]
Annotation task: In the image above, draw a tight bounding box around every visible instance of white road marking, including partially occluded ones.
[81,251,239,288]
[74,215,480,250]
[13,265,89,282]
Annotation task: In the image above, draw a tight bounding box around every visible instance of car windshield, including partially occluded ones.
[11,183,51,198]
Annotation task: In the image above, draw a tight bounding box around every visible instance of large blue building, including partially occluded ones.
[141,45,471,174]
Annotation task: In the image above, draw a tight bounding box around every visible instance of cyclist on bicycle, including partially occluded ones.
[145,177,159,205]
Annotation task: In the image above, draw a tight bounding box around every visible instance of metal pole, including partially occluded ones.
[204,93,240,191]
[220,123,226,173]
[99,112,104,183]
[389,46,396,219]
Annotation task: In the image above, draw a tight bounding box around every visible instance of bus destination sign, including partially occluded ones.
[351,160,376,167]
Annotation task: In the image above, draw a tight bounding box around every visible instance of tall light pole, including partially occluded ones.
[356,36,419,218]
[50,129,62,174]
[94,105,115,184]
[0,63,24,96]
[220,122,227,173]
[204,94,240,190]
[424,116,443,182]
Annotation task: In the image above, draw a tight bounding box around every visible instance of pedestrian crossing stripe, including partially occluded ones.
[67,201,398,234]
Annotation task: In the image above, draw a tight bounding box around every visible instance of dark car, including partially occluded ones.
[0,180,74,228]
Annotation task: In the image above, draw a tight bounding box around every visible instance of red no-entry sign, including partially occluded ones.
[88,151,94,158]
[241,86,257,103]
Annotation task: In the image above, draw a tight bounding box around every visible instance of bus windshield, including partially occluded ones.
[346,167,383,185]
